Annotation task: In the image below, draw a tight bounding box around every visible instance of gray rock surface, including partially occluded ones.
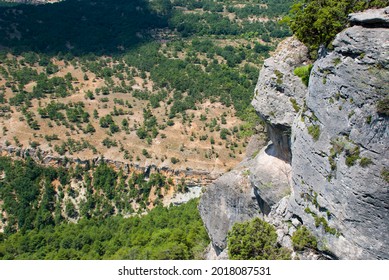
[252,37,310,161]
[200,8,389,260]
[349,6,389,27]
[252,37,310,126]
[199,168,261,254]
[199,37,307,257]
[198,141,294,255]
[288,18,389,259]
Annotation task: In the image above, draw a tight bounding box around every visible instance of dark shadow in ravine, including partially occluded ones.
[0,0,169,56]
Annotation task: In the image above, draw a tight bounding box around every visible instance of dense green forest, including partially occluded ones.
[0,199,209,260]
[0,0,291,55]
[0,156,190,235]
[0,156,209,259]
[0,0,166,54]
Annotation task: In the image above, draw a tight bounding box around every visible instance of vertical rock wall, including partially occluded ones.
[199,37,310,258]
[200,8,389,260]
[287,9,389,259]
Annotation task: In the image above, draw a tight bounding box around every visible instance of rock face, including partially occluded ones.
[349,6,389,27]
[199,169,260,256]
[252,37,310,161]
[200,7,389,260]
[199,37,309,258]
[288,9,389,259]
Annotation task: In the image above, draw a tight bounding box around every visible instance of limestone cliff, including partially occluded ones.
[199,37,310,258]
[199,7,389,260]
[286,7,389,260]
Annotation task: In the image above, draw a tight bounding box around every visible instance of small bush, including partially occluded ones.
[345,146,360,167]
[167,120,174,126]
[142,149,150,158]
[294,65,313,87]
[227,218,291,260]
[333,57,341,66]
[290,98,301,112]
[381,168,389,183]
[314,216,337,235]
[292,226,318,251]
[274,69,283,85]
[359,157,373,167]
[376,97,389,116]
[307,125,320,141]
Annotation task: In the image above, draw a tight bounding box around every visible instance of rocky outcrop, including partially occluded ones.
[199,168,260,256]
[286,8,389,259]
[199,37,309,257]
[349,6,389,27]
[200,7,389,260]
[252,37,310,161]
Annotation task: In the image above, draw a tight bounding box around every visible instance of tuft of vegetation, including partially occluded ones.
[304,207,338,236]
[381,168,389,183]
[314,216,337,235]
[293,64,313,86]
[291,226,318,251]
[307,124,320,141]
[359,157,373,167]
[170,157,179,164]
[333,57,341,66]
[345,146,360,167]
[376,97,389,116]
[274,69,284,85]
[227,217,291,260]
[289,98,301,112]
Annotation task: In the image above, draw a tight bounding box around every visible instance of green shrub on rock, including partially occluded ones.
[292,226,318,251]
[294,64,313,87]
[227,217,291,260]
[284,0,389,57]
[376,97,389,116]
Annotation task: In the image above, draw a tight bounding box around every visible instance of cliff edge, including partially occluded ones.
[285,7,389,259]
[199,7,389,260]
